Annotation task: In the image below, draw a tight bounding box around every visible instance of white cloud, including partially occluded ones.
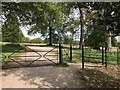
[20,26,42,40]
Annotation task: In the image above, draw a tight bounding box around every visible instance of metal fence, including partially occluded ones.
[1,43,119,69]
[59,45,120,69]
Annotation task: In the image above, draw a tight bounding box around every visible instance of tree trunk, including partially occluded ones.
[79,9,84,49]
[107,36,112,51]
[49,26,52,46]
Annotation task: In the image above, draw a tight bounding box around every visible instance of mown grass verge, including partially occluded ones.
[0,42,26,66]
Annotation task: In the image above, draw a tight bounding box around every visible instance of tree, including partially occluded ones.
[111,37,117,47]
[22,37,30,43]
[2,2,90,46]
[61,2,89,48]
[30,38,44,43]
[26,2,66,45]
[84,2,120,50]
[2,2,66,45]
[84,7,107,48]
[2,2,120,47]
[2,14,24,43]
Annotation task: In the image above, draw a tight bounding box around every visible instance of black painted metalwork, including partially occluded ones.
[1,45,59,68]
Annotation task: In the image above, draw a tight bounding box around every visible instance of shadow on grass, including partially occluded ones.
[1,44,25,53]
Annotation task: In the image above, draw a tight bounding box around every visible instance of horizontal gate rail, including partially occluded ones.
[43,46,58,64]
[25,46,42,56]
[9,55,42,57]
[8,46,26,58]
[24,50,58,52]
[45,54,58,56]
[2,44,59,68]
[6,45,42,67]
[10,58,27,66]
[26,58,42,66]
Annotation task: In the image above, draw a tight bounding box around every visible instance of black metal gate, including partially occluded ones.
[1,44,59,68]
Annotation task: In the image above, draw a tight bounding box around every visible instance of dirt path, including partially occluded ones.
[1,63,120,88]
[1,63,86,88]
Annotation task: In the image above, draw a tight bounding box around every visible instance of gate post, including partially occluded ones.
[59,44,63,64]
[70,45,72,62]
[117,48,119,64]
[105,45,107,69]
[102,46,104,65]
[82,45,84,69]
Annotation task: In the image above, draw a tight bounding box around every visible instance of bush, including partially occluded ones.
[30,38,44,43]
[112,37,117,47]
[118,42,120,48]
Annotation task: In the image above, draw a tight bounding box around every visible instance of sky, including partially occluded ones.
[20,26,43,40]
[116,36,120,42]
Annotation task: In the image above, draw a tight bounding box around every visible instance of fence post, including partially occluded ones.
[70,45,72,62]
[102,46,104,65]
[82,45,84,69]
[59,44,63,64]
[117,48,119,64]
[105,45,107,69]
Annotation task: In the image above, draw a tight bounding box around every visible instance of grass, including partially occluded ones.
[0,42,119,66]
[63,47,120,64]
[0,42,11,45]
[0,42,26,66]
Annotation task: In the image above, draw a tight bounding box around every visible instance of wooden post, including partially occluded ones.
[82,45,84,69]
[59,44,63,64]
[102,46,104,65]
[70,45,72,62]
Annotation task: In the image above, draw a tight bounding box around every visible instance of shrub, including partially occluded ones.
[30,38,44,43]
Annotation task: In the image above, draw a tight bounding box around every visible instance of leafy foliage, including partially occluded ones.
[111,37,117,47]
[2,15,24,43]
[1,2,120,46]
[30,38,44,43]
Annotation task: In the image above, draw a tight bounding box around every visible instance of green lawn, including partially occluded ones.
[0,42,119,66]
[0,42,26,66]
[63,47,120,64]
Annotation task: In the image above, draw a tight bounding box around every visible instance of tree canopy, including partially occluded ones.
[1,2,120,47]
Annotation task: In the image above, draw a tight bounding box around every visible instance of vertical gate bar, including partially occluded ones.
[82,45,84,69]
[70,45,72,62]
[57,47,58,64]
[59,44,63,64]
[25,45,26,65]
[102,46,104,65]
[105,45,107,69]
